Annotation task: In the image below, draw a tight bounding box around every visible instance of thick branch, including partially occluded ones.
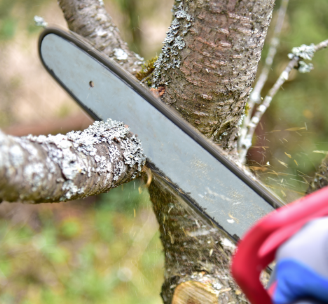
[153,0,275,151]
[58,0,144,75]
[0,120,145,203]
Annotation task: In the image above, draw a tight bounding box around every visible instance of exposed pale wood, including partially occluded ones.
[172,281,218,304]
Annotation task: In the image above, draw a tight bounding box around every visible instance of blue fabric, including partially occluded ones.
[273,259,328,304]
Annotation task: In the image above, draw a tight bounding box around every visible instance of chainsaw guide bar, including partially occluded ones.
[38,27,283,242]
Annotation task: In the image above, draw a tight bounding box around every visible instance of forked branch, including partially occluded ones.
[239,39,328,163]
[238,0,289,159]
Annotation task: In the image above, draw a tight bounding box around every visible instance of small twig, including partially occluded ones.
[238,0,289,161]
[239,39,328,163]
[314,40,328,52]
[249,0,289,107]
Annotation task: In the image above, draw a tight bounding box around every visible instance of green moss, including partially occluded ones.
[135,56,158,82]
[244,102,250,116]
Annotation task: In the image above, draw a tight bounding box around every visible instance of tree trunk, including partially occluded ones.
[148,173,258,304]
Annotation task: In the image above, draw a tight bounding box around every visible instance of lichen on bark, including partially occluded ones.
[307,154,328,194]
[153,0,275,152]
[0,119,145,203]
[58,0,144,75]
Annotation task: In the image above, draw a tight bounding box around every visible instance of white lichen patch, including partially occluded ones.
[34,15,48,28]
[24,163,45,192]
[288,43,316,73]
[221,238,236,251]
[298,61,313,73]
[9,145,24,167]
[114,48,128,61]
[288,43,316,61]
[96,28,108,37]
[152,1,193,86]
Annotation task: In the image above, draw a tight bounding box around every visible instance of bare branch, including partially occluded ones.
[58,0,144,75]
[249,0,289,106]
[238,0,289,159]
[239,39,328,163]
[0,120,145,203]
[314,39,328,52]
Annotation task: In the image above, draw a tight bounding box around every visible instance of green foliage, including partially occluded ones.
[0,0,51,41]
[0,17,17,40]
[0,180,163,304]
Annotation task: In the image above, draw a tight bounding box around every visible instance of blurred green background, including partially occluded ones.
[0,0,328,303]
[0,181,164,304]
[245,0,328,202]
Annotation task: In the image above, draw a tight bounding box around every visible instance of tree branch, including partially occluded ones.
[239,39,328,163]
[58,0,144,75]
[152,0,275,152]
[238,0,289,161]
[0,120,145,203]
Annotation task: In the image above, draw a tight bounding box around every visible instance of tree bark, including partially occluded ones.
[58,0,144,75]
[147,1,275,303]
[0,120,145,203]
[153,0,275,152]
[148,173,260,304]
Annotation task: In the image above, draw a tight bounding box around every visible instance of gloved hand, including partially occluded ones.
[231,187,328,304]
[268,217,328,304]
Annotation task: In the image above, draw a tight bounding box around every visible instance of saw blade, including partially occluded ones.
[38,28,283,241]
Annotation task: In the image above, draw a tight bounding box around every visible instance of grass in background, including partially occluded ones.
[0,179,163,304]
